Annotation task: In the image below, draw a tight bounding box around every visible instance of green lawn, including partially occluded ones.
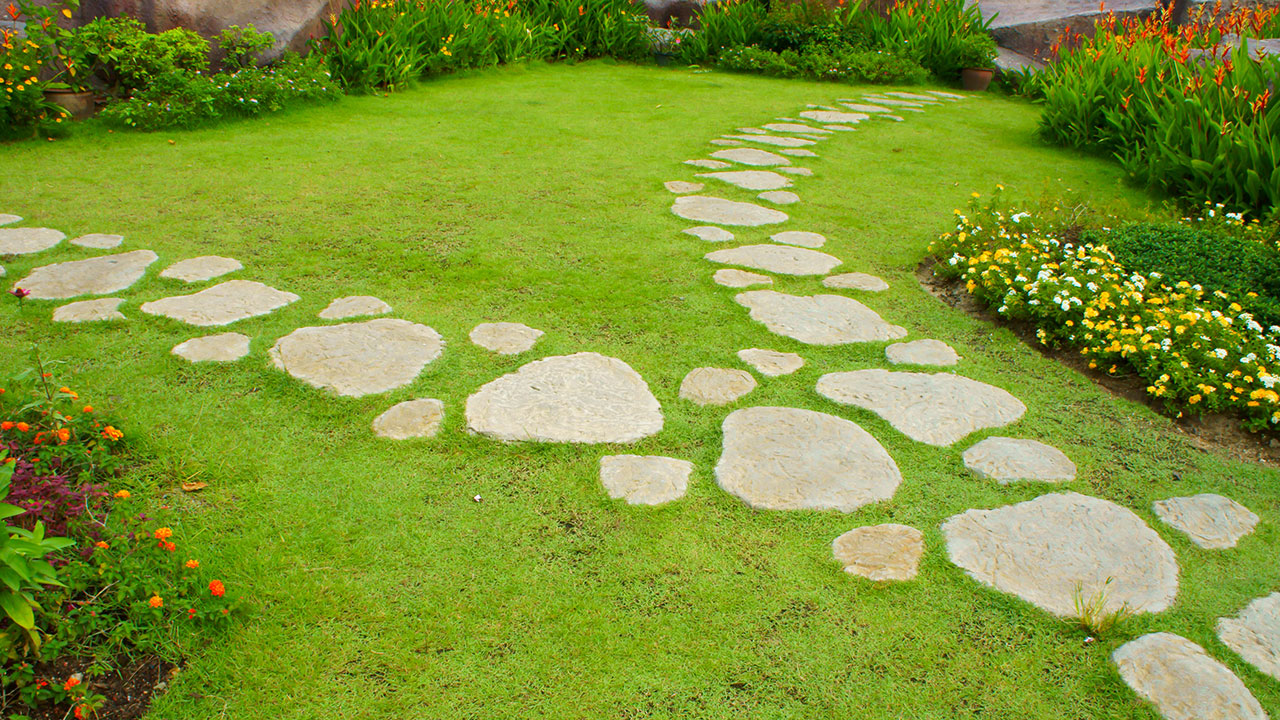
[1,61,1277,719]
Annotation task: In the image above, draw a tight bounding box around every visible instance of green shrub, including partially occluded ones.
[0,0,75,139]
[75,16,209,95]
[717,43,926,84]
[864,0,995,80]
[217,24,275,69]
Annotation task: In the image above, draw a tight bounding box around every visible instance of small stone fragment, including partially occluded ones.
[832,524,924,581]
[160,256,243,283]
[758,191,800,205]
[679,367,757,406]
[270,319,445,397]
[0,214,20,226]
[737,348,803,376]
[17,250,158,299]
[469,322,544,355]
[172,332,252,362]
[823,272,889,292]
[685,159,732,169]
[800,110,869,124]
[1152,494,1259,550]
[696,170,793,191]
[736,291,906,345]
[372,398,445,439]
[713,269,772,288]
[879,115,905,122]
[141,280,299,326]
[664,181,704,194]
[52,298,125,323]
[684,226,735,243]
[1218,592,1280,682]
[771,231,825,248]
[672,196,788,227]
[319,295,392,320]
[0,227,64,255]
[706,245,839,276]
[599,455,692,505]
[710,148,791,167]
[70,233,124,249]
[1113,633,1266,720]
[962,437,1076,483]
[885,339,960,366]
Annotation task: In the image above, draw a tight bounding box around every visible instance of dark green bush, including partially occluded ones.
[76,16,209,96]
[217,24,276,69]
[718,43,926,84]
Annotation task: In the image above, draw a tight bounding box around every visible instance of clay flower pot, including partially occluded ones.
[42,88,96,120]
[961,68,995,92]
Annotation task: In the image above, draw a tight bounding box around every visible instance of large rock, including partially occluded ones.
[141,279,298,326]
[1218,593,1280,683]
[706,245,840,276]
[1152,494,1259,550]
[17,250,158,299]
[672,196,788,227]
[735,290,906,345]
[1113,633,1267,720]
[962,436,1075,483]
[270,318,444,397]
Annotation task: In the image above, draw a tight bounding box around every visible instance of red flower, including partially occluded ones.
[1137,66,1147,84]
[209,580,225,597]
[9,287,30,299]
[4,3,19,21]
[64,676,80,691]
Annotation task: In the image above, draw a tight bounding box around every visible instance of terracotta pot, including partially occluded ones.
[42,89,96,120]
[961,67,995,92]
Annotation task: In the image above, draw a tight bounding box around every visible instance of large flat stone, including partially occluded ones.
[799,110,869,124]
[778,148,817,158]
[684,226,735,243]
[270,319,444,397]
[0,227,64,255]
[962,437,1075,483]
[706,245,839,276]
[52,298,125,323]
[758,191,800,205]
[685,159,731,169]
[709,148,791,167]
[17,250,158,299]
[172,332,251,362]
[664,181,704,194]
[372,398,444,439]
[771,231,825,248]
[735,291,906,345]
[140,279,299,326]
[762,123,829,134]
[1218,593,1280,682]
[737,348,803,376]
[0,214,20,226]
[832,524,924,581]
[679,367,756,406]
[1152,494,1259,550]
[1113,633,1266,720]
[696,170,793,191]
[672,197,788,227]
[722,134,816,148]
[599,454,692,505]
[840,102,892,113]
[160,255,243,283]
[713,269,772,288]
[70,233,123,249]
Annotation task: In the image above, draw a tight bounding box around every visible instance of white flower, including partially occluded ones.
[1213,348,1228,359]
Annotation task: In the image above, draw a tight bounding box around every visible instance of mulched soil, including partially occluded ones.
[3,655,178,720]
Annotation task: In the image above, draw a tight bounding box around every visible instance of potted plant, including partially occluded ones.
[954,33,998,91]
[646,26,689,66]
[43,17,98,119]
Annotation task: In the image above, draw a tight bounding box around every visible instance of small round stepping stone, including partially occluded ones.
[685,159,731,169]
[466,352,662,444]
[711,138,743,146]
[716,406,901,512]
[1152,494,1259,549]
[944,492,1179,616]
[695,170,793,191]
[270,319,444,397]
[671,196,788,227]
[172,332,251,363]
[800,110,869,124]
[723,134,816,148]
[713,268,772,288]
[469,322,544,355]
[777,167,813,177]
[319,295,392,320]
[840,103,891,113]
[885,91,941,103]
[762,123,829,134]
[0,214,20,226]
[817,370,1025,446]
[758,191,800,205]
[160,256,243,283]
[886,339,960,366]
[70,233,123,249]
[779,148,817,158]
[824,272,889,291]
[17,250,158,299]
[710,148,791,167]
[736,291,906,345]
[372,398,444,439]
[679,367,757,406]
[832,524,924,581]
[141,280,299,326]
[600,455,692,505]
[706,245,838,276]
[53,298,125,323]
[1113,633,1266,720]
[771,231,825,248]
[962,437,1076,483]
[0,228,64,255]
[1218,592,1280,682]
[664,181,704,194]
[737,348,803,376]
[684,226,735,243]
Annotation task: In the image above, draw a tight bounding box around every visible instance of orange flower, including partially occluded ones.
[82,405,93,414]
[15,422,29,432]
[1137,66,1147,84]
[148,595,163,608]
[577,4,584,13]
[101,425,123,441]
[0,422,12,431]
[4,4,18,21]
[56,428,70,443]
[114,489,130,499]
[57,387,78,400]
[163,541,176,552]
[209,580,225,597]
[154,527,173,541]
[185,559,200,569]
[95,541,109,550]
[64,676,80,691]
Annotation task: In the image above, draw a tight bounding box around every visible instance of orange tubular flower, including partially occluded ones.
[114,489,130,499]
[149,595,163,608]
[56,428,70,444]
[1137,66,1148,84]
[185,559,200,569]
[95,541,109,550]
[0,422,12,431]
[154,527,173,541]
[64,676,80,691]
[4,4,18,21]
[14,422,28,432]
[209,580,225,597]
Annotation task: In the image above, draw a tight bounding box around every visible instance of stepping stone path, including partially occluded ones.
[71,233,123,249]
[715,406,901,512]
[465,352,662,443]
[962,437,1076,483]
[685,159,731,169]
[778,167,813,177]
[665,181,704,194]
[723,134,816,148]
[832,524,924,581]
[706,245,839,276]
[141,280,299,326]
[1152,494,1259,549]
[1113,633,1266,720]
[840,103,892,113]
[469,322,544,355]
[671,196,788,227]
[684,226,734,243]
[824,272,888,292]
[678,367,756,406]
[737,348,803,376]
[17,250,158,299]
[771,231,825,248]
[172,332,251,363]
[372,398,444,439]
[160,256,243,283]
[599,454,692,505]
[319,295,392,320]
[736,291,906,345]
[713,269,772,288]
[696,170,793,191]
[779,148,817,158]
[885,339,960,366]
[758,191,800,205]
[0,214,20,226]
[0,227,63,255]
[817,370,1025,446]
[800,110,869,124]
[53,298,125,323]
[1218,592,1280,682]
[270,319,444,397]
[710,148,791,167]
[943,492,1179,616]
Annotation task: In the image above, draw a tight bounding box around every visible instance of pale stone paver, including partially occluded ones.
[665,181,704,194]
[172,332,251,363]
[270,318,444,397]
[817,370,1025,446]
[711,138,743,146]
[736,127,767,134]
[466,352,662,443]
[706,245,838,276]
[716,406,901,512]
[758,191,800,205]
[927,91,966,100]
[886,339,960,366]
[1218,593,1280,682]
[71,233,123,249]
[469,322,544,355]
[778,167,813,176]
[736,291,906,345]
[372,398,444,439]
[17,250,158,299]
[771,231,825,248]
[672,196,789,226]
[962,437,1075,483]
[832,524,924,581]
[824,272,889,292]
[722,134,816,148]
[1113,633,1266,720]
[879,115,906,122]
[943,492,1180,616]
[0,214,20,226]
[737,348,803,376]
[160,256,243,283]
[800,110,870,124]
[1152,494,1259,550]
[884,91,941,103]
[779,148,818,158]
[678,367,757,405]
[710,148,791,167]
[685,159,732,170]
[840,103,892,113]
[763,123,830,134]
[599,455,692,505]
[319,295,392,320]
[52,298,125,323]
[824,125,858,132]
[713,269,772,288]
[864,96,925,108]
[141,280,299,326]
[0,228,64,255]
[685,226,735,243]
[695,170,793,191]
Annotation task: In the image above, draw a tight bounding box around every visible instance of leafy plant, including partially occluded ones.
[0,0,76,138]
[717,43,926,84]
[862,0,996,80]
[74,16,209,96]
[217,24,275,69]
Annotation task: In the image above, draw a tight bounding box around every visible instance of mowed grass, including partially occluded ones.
[1,61,1278,719]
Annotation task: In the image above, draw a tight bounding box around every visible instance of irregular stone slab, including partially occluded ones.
[800,110,869,124]
[962,437,1076,483]
[771,231,825,248]
[1218,593,1280,682]
[758,191,800,205]
[777,167,813,177]
[70,233,123,249]
[722,134,816,148]
[735,127,767,134]
[372,398,444,439]
[737,348,803,376]
[762,123,829,134]
[270,319,444,397]
[824,272,889,292]
[840,102,892,113]
[824,125,858,132]
[52,298,125,323]
[927,90,966,100]
[817,370,1025,446]
[736,291,906,345]
[710,148,791,167]
[696,170,793,191]
[886,339,960,366]
[141,280,299,326]
[319,295,392,320]
[706,245,838,276]
[885,91,940,103]
[160,255,243,283]
[806,104,840,110]
[172,332,251,362]
[715,406,901,512]
[17,250,158,300]
[0,228,64,255]
[1113,633,1266,720]
[832,524,924,581]
[944,493,1179,616]
[0,214,20,226]
[679,367,757,406]
[685,159,732,169]
[470,322,544,355]
[672,196,788,227]
[1152,494,1259,550]
[863,96,924,108]
[466,352,662,443]
[779,148,818,158]
[713,269,772,288]
[600,454,692,505]
[684,226,735,243]
[664,180,704,194]
[711,138,743,146]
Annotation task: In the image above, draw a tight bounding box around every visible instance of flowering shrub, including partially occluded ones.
[0,0,75,139]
